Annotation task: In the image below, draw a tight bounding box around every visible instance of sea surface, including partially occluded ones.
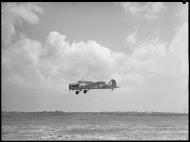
[2,112,188,140]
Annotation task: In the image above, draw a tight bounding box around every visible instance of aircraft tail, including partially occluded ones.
[109,79,117,90]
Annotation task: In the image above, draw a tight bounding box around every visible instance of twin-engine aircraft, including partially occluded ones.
[69,79,119,94]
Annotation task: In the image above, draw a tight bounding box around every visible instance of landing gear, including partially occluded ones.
[75,90,88,94]
[83,90,87,93]
[75,90,82,95]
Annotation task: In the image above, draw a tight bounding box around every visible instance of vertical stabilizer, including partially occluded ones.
[109,79,117,90]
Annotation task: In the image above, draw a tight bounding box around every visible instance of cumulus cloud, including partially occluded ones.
[1,3,188,112]
[41,32,126,81]
[2,31,165,92]
[2,31,127,91]
[2,20,188,93]
[1,2,43,45]
[2,2,187,96]
[117,20,187,93]
[119,2,166,20]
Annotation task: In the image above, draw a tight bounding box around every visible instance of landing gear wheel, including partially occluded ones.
[83,90,87,93]
[75,91,79,94]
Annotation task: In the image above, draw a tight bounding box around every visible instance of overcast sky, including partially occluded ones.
[2,2,188,112]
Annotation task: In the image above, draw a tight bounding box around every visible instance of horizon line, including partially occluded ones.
[1,110,188,114]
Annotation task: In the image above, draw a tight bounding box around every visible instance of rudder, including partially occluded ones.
[109,79,117,88]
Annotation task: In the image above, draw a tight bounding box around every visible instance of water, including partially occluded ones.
[2,112,188,140]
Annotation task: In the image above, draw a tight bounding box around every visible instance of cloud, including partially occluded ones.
[176,2,188,24]
[42,31,126,81]
[1,2,43,45]
[2,38,43,87]
[2,31,127,91]
[2,19,188,94]
[125,30,137,44]
[116,38,168,87]
[3,31,166,93]
[2,2,188,97]
[119,2,166,20]
[1,3,188,112]
[118,19,187,93]
[169,22,188,77]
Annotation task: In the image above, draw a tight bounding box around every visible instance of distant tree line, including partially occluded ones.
[2,111,188,116]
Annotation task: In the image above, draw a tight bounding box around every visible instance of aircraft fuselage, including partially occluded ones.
[69,79,119,94]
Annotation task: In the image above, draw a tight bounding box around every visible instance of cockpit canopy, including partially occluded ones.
[96,81,105,84]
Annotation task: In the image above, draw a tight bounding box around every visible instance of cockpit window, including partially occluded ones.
[72,84,79,87]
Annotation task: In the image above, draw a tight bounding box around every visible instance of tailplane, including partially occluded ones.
[109,79,118,90]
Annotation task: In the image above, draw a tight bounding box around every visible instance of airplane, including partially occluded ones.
[69,79,119,94]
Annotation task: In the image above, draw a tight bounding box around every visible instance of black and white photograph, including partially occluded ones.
[1,2,188,140]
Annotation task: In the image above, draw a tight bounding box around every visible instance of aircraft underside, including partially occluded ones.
[74,87,114,94]
[75,89,88,94]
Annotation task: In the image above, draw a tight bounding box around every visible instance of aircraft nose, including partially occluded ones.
[69,84,71,91]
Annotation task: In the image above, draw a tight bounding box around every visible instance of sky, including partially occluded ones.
[1,2,188,112]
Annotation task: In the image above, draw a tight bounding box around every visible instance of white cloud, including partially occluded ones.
[1,3,188,112]
[117,20,187,93]
[1,2,43,45]
[2,19,188,94]
[2,31,127,91]
[125,30,137,44]
[41,31,126,81]
[1,3,188,107]
[120,2,166,20]
[2,38,43,86]
[169,22,188,83]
